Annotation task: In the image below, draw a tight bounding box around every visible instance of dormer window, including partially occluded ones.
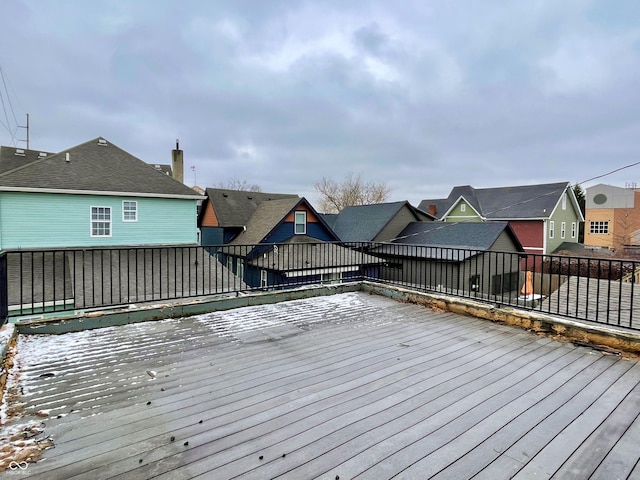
[294,211,307,234]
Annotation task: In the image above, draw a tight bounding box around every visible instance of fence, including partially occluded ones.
[1,243,639,331]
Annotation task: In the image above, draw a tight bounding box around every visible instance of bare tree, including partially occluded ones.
[215,177,262,192]
[315,173,391,213]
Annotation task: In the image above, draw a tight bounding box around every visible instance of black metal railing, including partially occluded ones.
[1,243,638,331]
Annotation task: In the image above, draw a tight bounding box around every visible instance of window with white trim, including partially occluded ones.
[590,221,609,234]
[260,270,268,288]
[571,222,577,238]
[460,204,466,212]
[91,206,112,237]
[562,193,567,210]
[122,200,138,222]
[294,211,307,235]
[561,222,566,239]
[549,221,555,239]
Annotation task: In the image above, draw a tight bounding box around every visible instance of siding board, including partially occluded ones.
[0,192,198,248]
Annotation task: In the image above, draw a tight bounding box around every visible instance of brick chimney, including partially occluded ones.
[428,204,437,216]
[172,139,184,183]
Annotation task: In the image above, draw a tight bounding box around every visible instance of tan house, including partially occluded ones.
[584,183,640,253]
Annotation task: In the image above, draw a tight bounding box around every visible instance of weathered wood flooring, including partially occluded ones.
[5,292,640,479]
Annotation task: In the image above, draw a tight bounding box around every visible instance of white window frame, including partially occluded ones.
[571,222,577,238]
[549,220,555,239]
[294,211,307,235]
[561,222,566,239]
[460,204,466,212]
[562,193,567,210]
[90,206,112,237]
[260,270,268,288]
[122,200,138,222]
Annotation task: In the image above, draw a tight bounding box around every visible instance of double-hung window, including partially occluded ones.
[91,206,112,237]
[549,221,555,239]
[561,222,566,239]
[123,201,138,222]
[294,211,307,235]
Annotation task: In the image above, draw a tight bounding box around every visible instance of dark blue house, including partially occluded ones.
[218,196,381,288]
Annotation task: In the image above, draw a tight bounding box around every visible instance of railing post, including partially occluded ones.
[0,253,8,324]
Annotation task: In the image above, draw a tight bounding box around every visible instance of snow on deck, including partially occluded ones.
[2,291,640,479]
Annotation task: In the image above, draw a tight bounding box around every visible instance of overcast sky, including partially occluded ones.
[1,1,639,206]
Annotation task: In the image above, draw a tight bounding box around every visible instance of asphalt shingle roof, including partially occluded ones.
[371,221,523,260]
[332,201,423,242]
[249,235,382,271]
[202,188,299,227]
[394,221,518,250]
[0,146,54,174]
[0,138,200,197]
[419,182,571,220]
[229,197,303,245]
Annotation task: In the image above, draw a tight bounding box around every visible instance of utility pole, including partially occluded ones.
[17,113,29,149]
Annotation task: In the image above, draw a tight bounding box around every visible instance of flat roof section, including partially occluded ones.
[3,292,640,479]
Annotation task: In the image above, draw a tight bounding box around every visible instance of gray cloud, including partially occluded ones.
[2,0,640,207]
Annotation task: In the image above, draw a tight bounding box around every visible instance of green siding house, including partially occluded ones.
[420,182,584,255]
[0,138,202,249]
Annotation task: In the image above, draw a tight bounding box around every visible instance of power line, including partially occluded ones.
[0,66,19,126]
[576,160,640,186]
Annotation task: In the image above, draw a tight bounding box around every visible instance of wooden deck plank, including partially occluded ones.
[47,316,463,443]
[238,340,568,480]
[552,377,640,479]
[160,334,545,480]
[64,319,512,479]
[334,346,584,480]
[472,357,637,479]
[418,353,617,479]
[4,291,640,480]
[22,297,484,478]
[511,361,640,479]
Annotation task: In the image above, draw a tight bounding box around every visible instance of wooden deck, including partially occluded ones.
[5,291,640,479]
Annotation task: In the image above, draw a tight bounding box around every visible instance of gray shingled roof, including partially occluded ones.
[202,188,299,227]
[394,220,523,250]
[331,201,423,242]
[0,146,54,174]
[419,182,571,220]
[370,221,523,260]
[0,138,200,198]
[229,197,303,245]
[249,235,382,272]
